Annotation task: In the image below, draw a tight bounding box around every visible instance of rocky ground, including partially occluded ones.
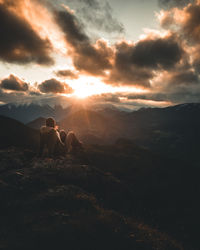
[0,147,184,250]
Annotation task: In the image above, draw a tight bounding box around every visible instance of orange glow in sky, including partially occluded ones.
[65,76,148,99]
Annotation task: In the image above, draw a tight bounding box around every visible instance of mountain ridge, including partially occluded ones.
[6,102,200,161]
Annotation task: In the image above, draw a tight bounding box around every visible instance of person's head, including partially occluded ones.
[46,117,56,128]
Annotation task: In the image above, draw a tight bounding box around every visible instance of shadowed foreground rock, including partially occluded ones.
[0,148,183,250]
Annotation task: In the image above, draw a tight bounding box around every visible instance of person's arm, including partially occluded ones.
[56,130,65,146]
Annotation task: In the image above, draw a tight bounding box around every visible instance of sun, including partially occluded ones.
[73,87,91,98]
[72,82,98,98]
[66,76,148,99]
[71,77,113,98]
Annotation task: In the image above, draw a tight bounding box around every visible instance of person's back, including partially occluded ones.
[39,117,63,157]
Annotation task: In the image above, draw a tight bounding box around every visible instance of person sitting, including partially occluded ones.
[60,130,83,153]
[39,117,82,157]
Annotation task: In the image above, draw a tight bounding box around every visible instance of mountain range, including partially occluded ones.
[0,103,69,123]
[1,102,200,161]
[0,102,128,124]
[20,102,200,161]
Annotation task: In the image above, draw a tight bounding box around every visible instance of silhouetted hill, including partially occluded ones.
[0,116,39,149]
[126,103,200,160]
[0,147,187,250]
[59,109,125,144]
[83,142,200,250]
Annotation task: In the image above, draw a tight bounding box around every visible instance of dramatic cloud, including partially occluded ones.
[130,36,184,70]
[1,0,200,107]
[73,39,114,75]
[74,0,124,34]
[38,78,73,93]
[46,0,124,34]
[55,69,79,79]
[89,92,173,110]
[181,3,200,43]
[55,5,184,88]
[105,34,184,87]
[51,4,185,90]
[90,86,200,108]
[125,85,200,105]
[0,87,73,106]
[0,2,54,65]
[159,1,200,44]
[54,7,88,45]
[0,75,29,92]
[54,7,113,75]
[106,63,153,87]
[158,1,200,79]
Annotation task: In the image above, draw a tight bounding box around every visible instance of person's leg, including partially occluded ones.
[66,131,82,153]
[66,131,73,153]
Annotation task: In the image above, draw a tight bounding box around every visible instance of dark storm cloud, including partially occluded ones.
[73,39,113,75]
[38,78,73,93]
[54,8,113,75]
[131,36,184,69]
[158,0,195,9]
[105,35,184,87]
[55,69,79,79]
[106,65,153,87]
[0,75,29,92]
[105,42,153,87]
[0,2,54,65]
[54,8,88,45]
[108,41,154,87]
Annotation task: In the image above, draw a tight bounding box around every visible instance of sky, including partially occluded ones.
[0,0,200,110]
